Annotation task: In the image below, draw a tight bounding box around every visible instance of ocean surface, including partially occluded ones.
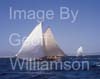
[0,56,100,79]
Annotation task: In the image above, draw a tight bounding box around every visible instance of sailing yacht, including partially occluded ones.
[16,23,65,60]
[76,46,83,56]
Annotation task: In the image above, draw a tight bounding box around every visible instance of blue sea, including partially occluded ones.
[0,56,100,79]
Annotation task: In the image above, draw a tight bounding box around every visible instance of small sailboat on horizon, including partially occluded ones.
[76,46,83,57]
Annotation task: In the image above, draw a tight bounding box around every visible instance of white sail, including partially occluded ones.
[77,46,83,56]
[16,23,45,59]
[16,23,65,60]
[43,28,65,57]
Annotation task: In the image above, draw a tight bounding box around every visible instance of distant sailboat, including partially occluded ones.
[16,23,65,60]
[77,46,83,56]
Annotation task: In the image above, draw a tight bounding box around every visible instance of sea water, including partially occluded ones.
[0,56,100,79]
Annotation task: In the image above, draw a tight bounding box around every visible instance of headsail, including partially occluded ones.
[77,46,83,56]
[43,28,65,57]
[16,23,45,59]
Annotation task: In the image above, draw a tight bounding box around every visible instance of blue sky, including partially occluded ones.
[0,0,100,56]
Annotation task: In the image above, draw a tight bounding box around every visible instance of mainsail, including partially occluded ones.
[77,46,83,56]
[43,28,65,57]
[16,23,45,59]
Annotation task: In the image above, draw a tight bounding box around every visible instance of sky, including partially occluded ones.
[0,0,100,56]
